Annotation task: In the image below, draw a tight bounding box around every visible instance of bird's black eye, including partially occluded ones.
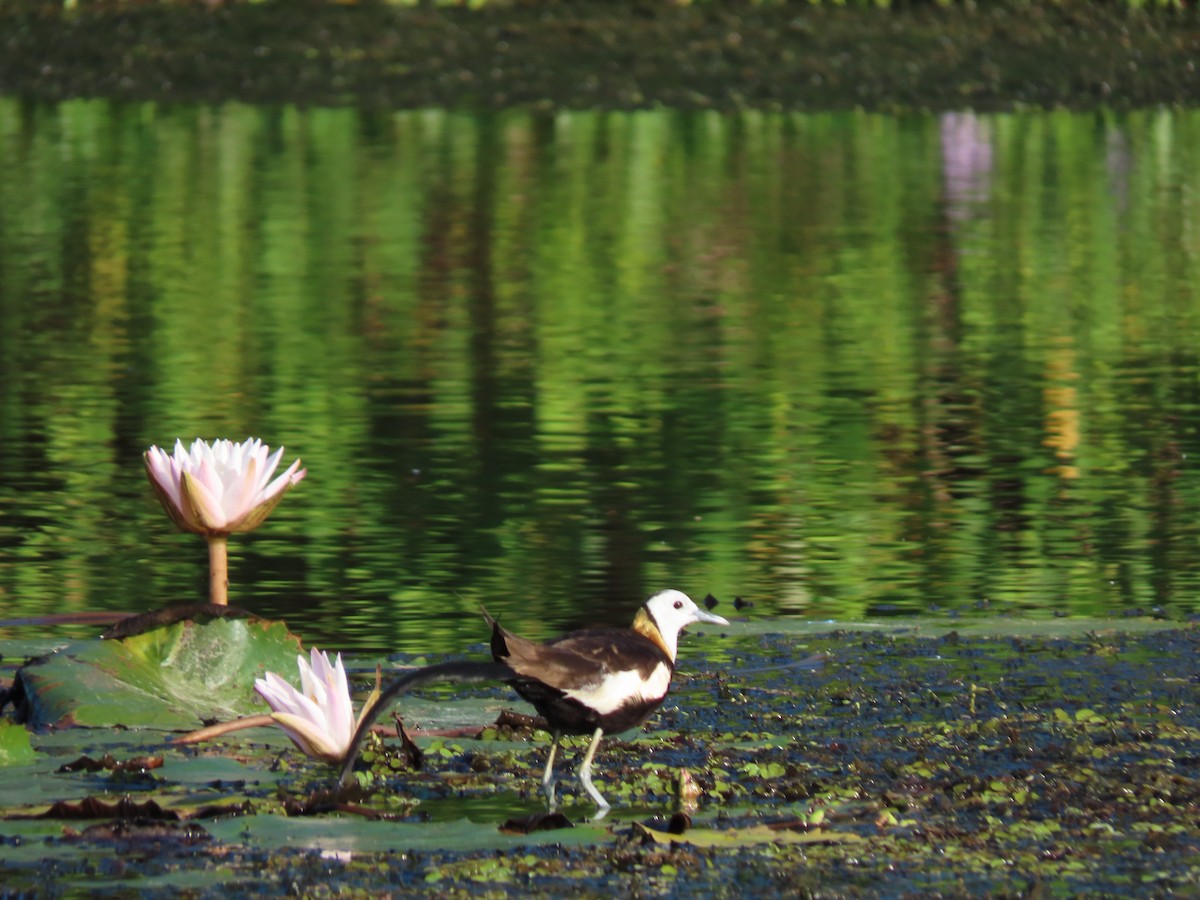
[673,600,683,609]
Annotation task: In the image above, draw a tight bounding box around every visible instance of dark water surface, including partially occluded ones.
[2,99,1200,652]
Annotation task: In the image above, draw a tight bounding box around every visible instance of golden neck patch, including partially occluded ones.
[631,607,673,661]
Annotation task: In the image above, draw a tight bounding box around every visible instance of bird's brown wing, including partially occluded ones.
[485,611,667,692]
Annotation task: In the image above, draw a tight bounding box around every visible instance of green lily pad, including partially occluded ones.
[14,616,305,730]
[0,720,36,766]
[206,814,612,854]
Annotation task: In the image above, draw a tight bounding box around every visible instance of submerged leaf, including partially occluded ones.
[14,616,305,730]
[8,793,253,823]
[633,822,866,848]
[36,796,178,821]
[63,819,213,846]
[56,753,163,775]
[500,811,575,834]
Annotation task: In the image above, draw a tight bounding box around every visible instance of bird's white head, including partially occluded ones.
[641,589,730,661]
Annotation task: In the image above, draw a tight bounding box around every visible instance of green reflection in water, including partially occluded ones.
[1,100,1199,652]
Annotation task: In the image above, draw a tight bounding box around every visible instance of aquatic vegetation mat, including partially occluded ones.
[1,618,1199,894]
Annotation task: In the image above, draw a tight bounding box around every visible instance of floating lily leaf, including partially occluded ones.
[205,814,611,855]
[0,720,36,766]
[63,819,214,846]
[14,616,304,730]
[24,795,249,823]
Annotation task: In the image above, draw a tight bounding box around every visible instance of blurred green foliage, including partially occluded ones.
[2,102,1199,652]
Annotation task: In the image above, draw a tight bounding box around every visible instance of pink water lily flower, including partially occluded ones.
[144,437,306,536]
[255,649,372,764]
[144,437,306,606]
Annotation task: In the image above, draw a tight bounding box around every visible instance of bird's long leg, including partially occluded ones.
[577,726,610,815]
[542,730,562,809]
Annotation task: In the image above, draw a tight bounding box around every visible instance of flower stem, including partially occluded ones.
[207,534,229,606]
[170,714,277,746]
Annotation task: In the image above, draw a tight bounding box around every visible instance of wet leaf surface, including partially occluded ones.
[634,820,867,847]
[11,615,304,729]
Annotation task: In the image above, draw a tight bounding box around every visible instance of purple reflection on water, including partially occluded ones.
[939,111,993,222]
[1105,124,1131,216]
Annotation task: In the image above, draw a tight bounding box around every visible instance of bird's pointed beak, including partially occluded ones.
[692,609,730,627]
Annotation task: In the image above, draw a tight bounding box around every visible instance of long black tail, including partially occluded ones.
[339,660,513,787]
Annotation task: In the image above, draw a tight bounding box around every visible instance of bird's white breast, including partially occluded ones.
[563,662,672,715]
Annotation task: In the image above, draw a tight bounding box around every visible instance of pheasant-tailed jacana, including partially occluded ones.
[338,589,729,813]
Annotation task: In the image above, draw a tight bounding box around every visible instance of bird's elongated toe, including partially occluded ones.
[577,726,609,810]
[580,770,609,811]
[542,773,558,809]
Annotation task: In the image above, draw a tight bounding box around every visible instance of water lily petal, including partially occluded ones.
[297,652,327,707]
[181,469,228,531]
[301,650,350,740]
[268,712,348,763]
[145,453,196,533]
[258,669,330,731]
[226,462,305,532]
[255,444,287,496]
[255,671,312,720]
[144,437,304,537]
[321,653,355,751]
[144,446,182,511]
[263,457,307,499]
[255,649,357,764]
[226,453,258,523]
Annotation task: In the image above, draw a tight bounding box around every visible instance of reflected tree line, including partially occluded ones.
[1,101,1199,650]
